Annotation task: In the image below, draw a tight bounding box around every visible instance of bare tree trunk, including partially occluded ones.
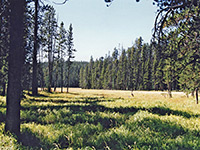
[196,88,199,104]
[67,63,70,93]
[54,73,58,92]
[32,0,38,96]
[48,35,53,93]
[5,0,25,136]
[168,82,172,98]
[61,64,63,93]
[48,58,53,93]
[1,82,6,96]
[191,90,195,98]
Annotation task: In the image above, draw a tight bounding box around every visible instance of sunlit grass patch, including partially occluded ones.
[1,88,200,149]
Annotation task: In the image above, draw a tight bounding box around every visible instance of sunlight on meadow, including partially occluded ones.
[0,88,200,149]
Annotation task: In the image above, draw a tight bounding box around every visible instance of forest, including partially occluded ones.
[0,0,200,149]
[79,34,200,100]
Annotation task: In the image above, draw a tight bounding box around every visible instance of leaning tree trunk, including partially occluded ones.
[32,0,39,96]
[196,87,199,104]
[5,0,25,137]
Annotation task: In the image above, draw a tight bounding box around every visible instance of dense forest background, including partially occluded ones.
[39,61,87,89]
[79,35,199,97]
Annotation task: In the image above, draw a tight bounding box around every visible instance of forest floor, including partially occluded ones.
[0,88,200,149]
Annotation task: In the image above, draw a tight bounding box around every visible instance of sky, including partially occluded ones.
[48,0,158,61]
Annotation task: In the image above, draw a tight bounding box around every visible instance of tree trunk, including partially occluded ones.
[48,61,52,93]
[48,37,53,93]
[5,0,25,136]
[168,82,172,98]
[53,73,58,92]
[67,63,70,93]
[2,82,6,96]
[191,90,195,98]
[61,64,63,93]
[196,88,199,104]
[32,0,38,96]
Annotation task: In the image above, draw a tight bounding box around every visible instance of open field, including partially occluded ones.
[0,88,200,149]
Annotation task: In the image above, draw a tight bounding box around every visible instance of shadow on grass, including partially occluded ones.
[20,106,200,149]
[27,97,116,104]
[21,102,200,119]
[18,130,43,149]
[148,106,199,118]
[105,116,200,150]
[19,101,200,134]
[1,95,200,149]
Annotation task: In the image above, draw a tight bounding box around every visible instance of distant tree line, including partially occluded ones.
[79,35,199,101]
[41,61,87,90]
[80,37,158,91]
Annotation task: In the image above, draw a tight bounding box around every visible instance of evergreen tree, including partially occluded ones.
[66,23,76,93]
[145,43,153,90]
[32,0,39,96]
[91,59,99,89]
[101,55,108,89]
[56,22,67,92]
[134,37,143,90]
[116,49,127,90]
[87,56,94,89]
[111,48,119,89]
[142,43,152,90]
[140,43,147,89]
[41,5,57,92]
[5,0,25,136]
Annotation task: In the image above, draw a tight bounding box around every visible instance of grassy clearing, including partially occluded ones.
[0,88,200,149]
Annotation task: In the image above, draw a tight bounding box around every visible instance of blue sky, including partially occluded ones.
[50,0,157,61]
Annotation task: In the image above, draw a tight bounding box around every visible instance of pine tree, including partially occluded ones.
[111,48,119,89]
[119,49,127,90]
[101,55,108,89]
[91,59,99,89]
[41,5,57,93]
[66,23,76,93]
[56,22,67,92]
[87,56,94,89]
[32,0,39,96]
[5,0,25,136]
[134,37,143,90]
[145,43,153,90]
[96,57,104,89]
[140,43,147,89]
[142,43,152,90]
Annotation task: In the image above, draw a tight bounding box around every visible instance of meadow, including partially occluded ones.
[0,88,200,149]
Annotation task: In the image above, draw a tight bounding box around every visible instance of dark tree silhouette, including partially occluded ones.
[5,0,25,136]
[32,0,39,96]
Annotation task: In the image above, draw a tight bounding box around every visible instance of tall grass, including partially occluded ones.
[0,89,200,149]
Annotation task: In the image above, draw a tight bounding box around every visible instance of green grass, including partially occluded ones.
[0,89,200,149]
